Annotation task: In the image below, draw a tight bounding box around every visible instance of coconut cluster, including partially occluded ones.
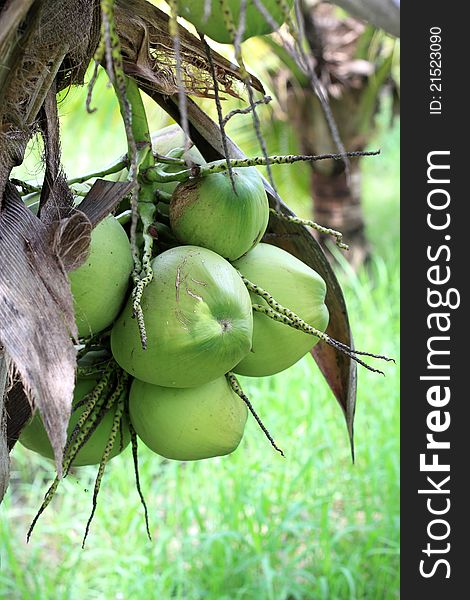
[19,127,329,466]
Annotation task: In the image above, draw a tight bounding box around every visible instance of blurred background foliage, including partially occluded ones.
[4,3,399,598]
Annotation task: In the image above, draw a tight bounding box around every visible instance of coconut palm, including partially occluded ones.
[266,1,398,268]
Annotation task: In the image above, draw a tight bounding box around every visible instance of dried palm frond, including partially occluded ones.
[115,0,263,99]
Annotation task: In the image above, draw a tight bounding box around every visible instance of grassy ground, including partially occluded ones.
[2,80,399,599]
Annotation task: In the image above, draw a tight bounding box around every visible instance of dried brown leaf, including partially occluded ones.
[115,0,263,99]
[77,179,135,227]
[5,379,32,452]
[0,185,93,474]
[0,1,117,474]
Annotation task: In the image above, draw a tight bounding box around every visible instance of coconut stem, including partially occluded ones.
[155,190,173,204]
[167,0,193,161]
[219,0,280,207]
[67,156,128,185]
[200,34,235,190]
[221,95,272,127]
[68,371,128,476]
[123,77,152,267]
[251,304,390,374]
[128,417,152,540]
[86,2,160,350]
[94,0,139,197]
[131,200,156,351]
[82,390,126,548]
[64,367,117,467]
[122,78,162,350]
[269,208,349,250]
[241,275,394,374]
[198,151,379,174]
[90,3,152,350]
[153,154,187,166]
[227,373,285,457]
[27,479,60,543]
[68,152,182,186]
[144,164,190,184]
[144,150,379,184]
[147,149,191,186]
[27,367,127,542]
[75,356,114,381]
[70,368,112,418]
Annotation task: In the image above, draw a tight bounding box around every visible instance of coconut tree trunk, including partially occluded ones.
[267,2,396,269]
[284,84,371,267]
[311,163,370,269]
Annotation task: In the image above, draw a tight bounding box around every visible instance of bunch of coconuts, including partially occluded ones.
[19,125,329,466]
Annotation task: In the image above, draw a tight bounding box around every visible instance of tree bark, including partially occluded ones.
[311,162,370,269]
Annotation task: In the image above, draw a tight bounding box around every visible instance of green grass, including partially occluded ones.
[2,79,399,599]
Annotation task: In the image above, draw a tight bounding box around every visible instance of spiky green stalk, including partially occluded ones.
[226,372,284,456]
[144,151,380,184]
[128,418,151,540]
[242,275,394,374]
[269,208,349,250]
[27,366,127,542]
[81,380,128,548]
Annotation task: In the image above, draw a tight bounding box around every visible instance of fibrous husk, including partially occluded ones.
[114,0,264,99]
[0,0,99,201]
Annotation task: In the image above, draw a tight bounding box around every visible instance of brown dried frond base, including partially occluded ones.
[114,0,264,100]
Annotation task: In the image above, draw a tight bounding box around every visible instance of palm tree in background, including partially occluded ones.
[266,1,398,268]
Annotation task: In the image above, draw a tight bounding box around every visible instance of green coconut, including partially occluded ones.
[69,215,133,338]
[129,376,248,460]
[111,245,253,387]
[175,0,294,44]
[19,378,131,466]
[233,243,329,376]
[170,167,269,261]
